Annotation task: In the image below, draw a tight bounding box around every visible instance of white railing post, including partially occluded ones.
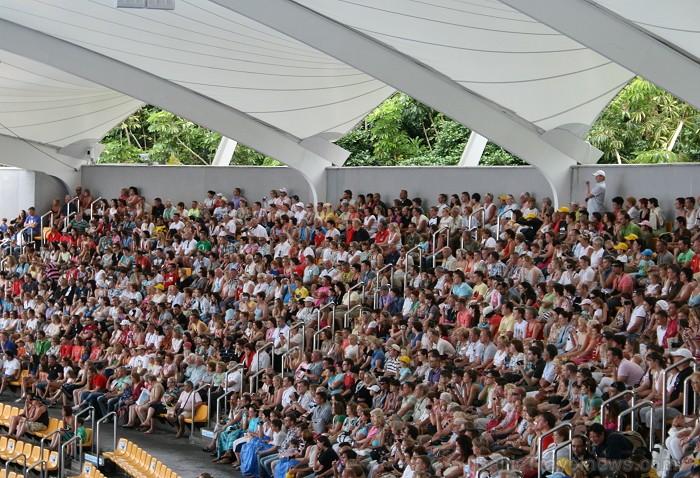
[40,211,53,246]
[537,422,572,478]
[431,226,448,268]
[600,390,636,431]
[313,326,331,351]
[404,245,423,290]
[343,304,361,329]
[373,263,393,308]
[89,197,103,221]
[662,357,697,439]
[618,400,655,451]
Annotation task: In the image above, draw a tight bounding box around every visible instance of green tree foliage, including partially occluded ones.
[99,106,274,165]
[337,93,519,166]
[588,78,700,163]
[100,80,699,167]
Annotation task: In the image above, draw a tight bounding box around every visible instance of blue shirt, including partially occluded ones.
[451,282,473,299]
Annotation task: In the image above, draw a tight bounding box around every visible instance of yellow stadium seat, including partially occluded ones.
[183,404,208,424]
[82,428,93,448]
[0,436,9,456]
[102,438,129,461]
[76,462,94,478]
[32,417,62,439]
[24,443,43,468]
[8,370,29,389]
[0,406,14,427]
[0,438,16,461]
[45,451,59,472]
[7,440,25,462]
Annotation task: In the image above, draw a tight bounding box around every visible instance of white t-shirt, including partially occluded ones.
[2,358,20,377]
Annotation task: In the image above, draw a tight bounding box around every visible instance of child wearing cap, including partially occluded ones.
[635,249,655,280]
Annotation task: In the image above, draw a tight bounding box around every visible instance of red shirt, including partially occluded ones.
[90,373,108,390]
[88,345,103,362]
[374,229,389,244]
[691,254,700,274]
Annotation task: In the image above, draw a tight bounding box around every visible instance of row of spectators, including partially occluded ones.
[0,178,699,478]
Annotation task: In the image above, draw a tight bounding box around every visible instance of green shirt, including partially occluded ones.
[35,339,51,357]
[678,250,695,265]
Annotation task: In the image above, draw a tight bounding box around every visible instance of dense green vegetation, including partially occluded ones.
[98,78,700,166]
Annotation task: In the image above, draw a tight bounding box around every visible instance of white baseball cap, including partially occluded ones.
[593,170,606,177]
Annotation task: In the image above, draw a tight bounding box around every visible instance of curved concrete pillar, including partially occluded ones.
[0,135,82,191]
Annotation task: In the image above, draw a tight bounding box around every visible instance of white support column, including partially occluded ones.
[501,0,700,111]
[458,132,489,167]
[211,137,237,166]
[213,0,582,207]
[0,135,83,191]
[0,18,330,206]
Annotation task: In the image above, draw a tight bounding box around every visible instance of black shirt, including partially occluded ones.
[593,431,633,460]
[317,447,338,474]
[47,364,63,381]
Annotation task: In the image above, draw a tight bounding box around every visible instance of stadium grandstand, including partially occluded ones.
[0,1,700,478]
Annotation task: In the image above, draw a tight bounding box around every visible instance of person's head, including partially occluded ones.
[587,423,606,446]
[571,435,588,457]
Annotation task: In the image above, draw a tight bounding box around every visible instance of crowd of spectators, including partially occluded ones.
[0,175,700,478]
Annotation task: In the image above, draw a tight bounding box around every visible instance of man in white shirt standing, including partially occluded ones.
[585,170,607,214]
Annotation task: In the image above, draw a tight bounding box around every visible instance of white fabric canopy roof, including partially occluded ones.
[0,0,698,193]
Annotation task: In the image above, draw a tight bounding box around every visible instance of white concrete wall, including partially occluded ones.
[70,162,700,218]
[0,168,68,220]
[326,166,551,206]
[0,168,36,220]
[80,165,312,205]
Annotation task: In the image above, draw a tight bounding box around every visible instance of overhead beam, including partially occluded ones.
[212,0,580,207]
[501,0,700,111]
[0,18,330,205]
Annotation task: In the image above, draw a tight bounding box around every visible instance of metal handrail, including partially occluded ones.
[431,226,448,268]
[64,210,77,230]
[190,383,211,443]
[60,435,83,478]
[495,207,515,239]
[94,411,117,463]
[552,439,573,469]
[373,263,394,308]
[0,256,9,272]
[313,326,331,351]
[74,405,95,451]
[684,374,698,415]
[617,399,655,451]
[476,456,511,478]
[662,356,697,438]
[318,302,335,335]
[40,211,53,246]
[5,453,27,478]
[26,459,47,478]
[288,322,306,353]
[255,342,274,380]
[281,346,301,377]
[404,245,422,290]
[468,207,485,241]
[249,369,267,395]
[15,226,32,254]
[89,197,103,221]
[601,390,636,430]
[537,422,572,478]
[344,304,362,329]
[215,389,237,427]
[40,429,63,461]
